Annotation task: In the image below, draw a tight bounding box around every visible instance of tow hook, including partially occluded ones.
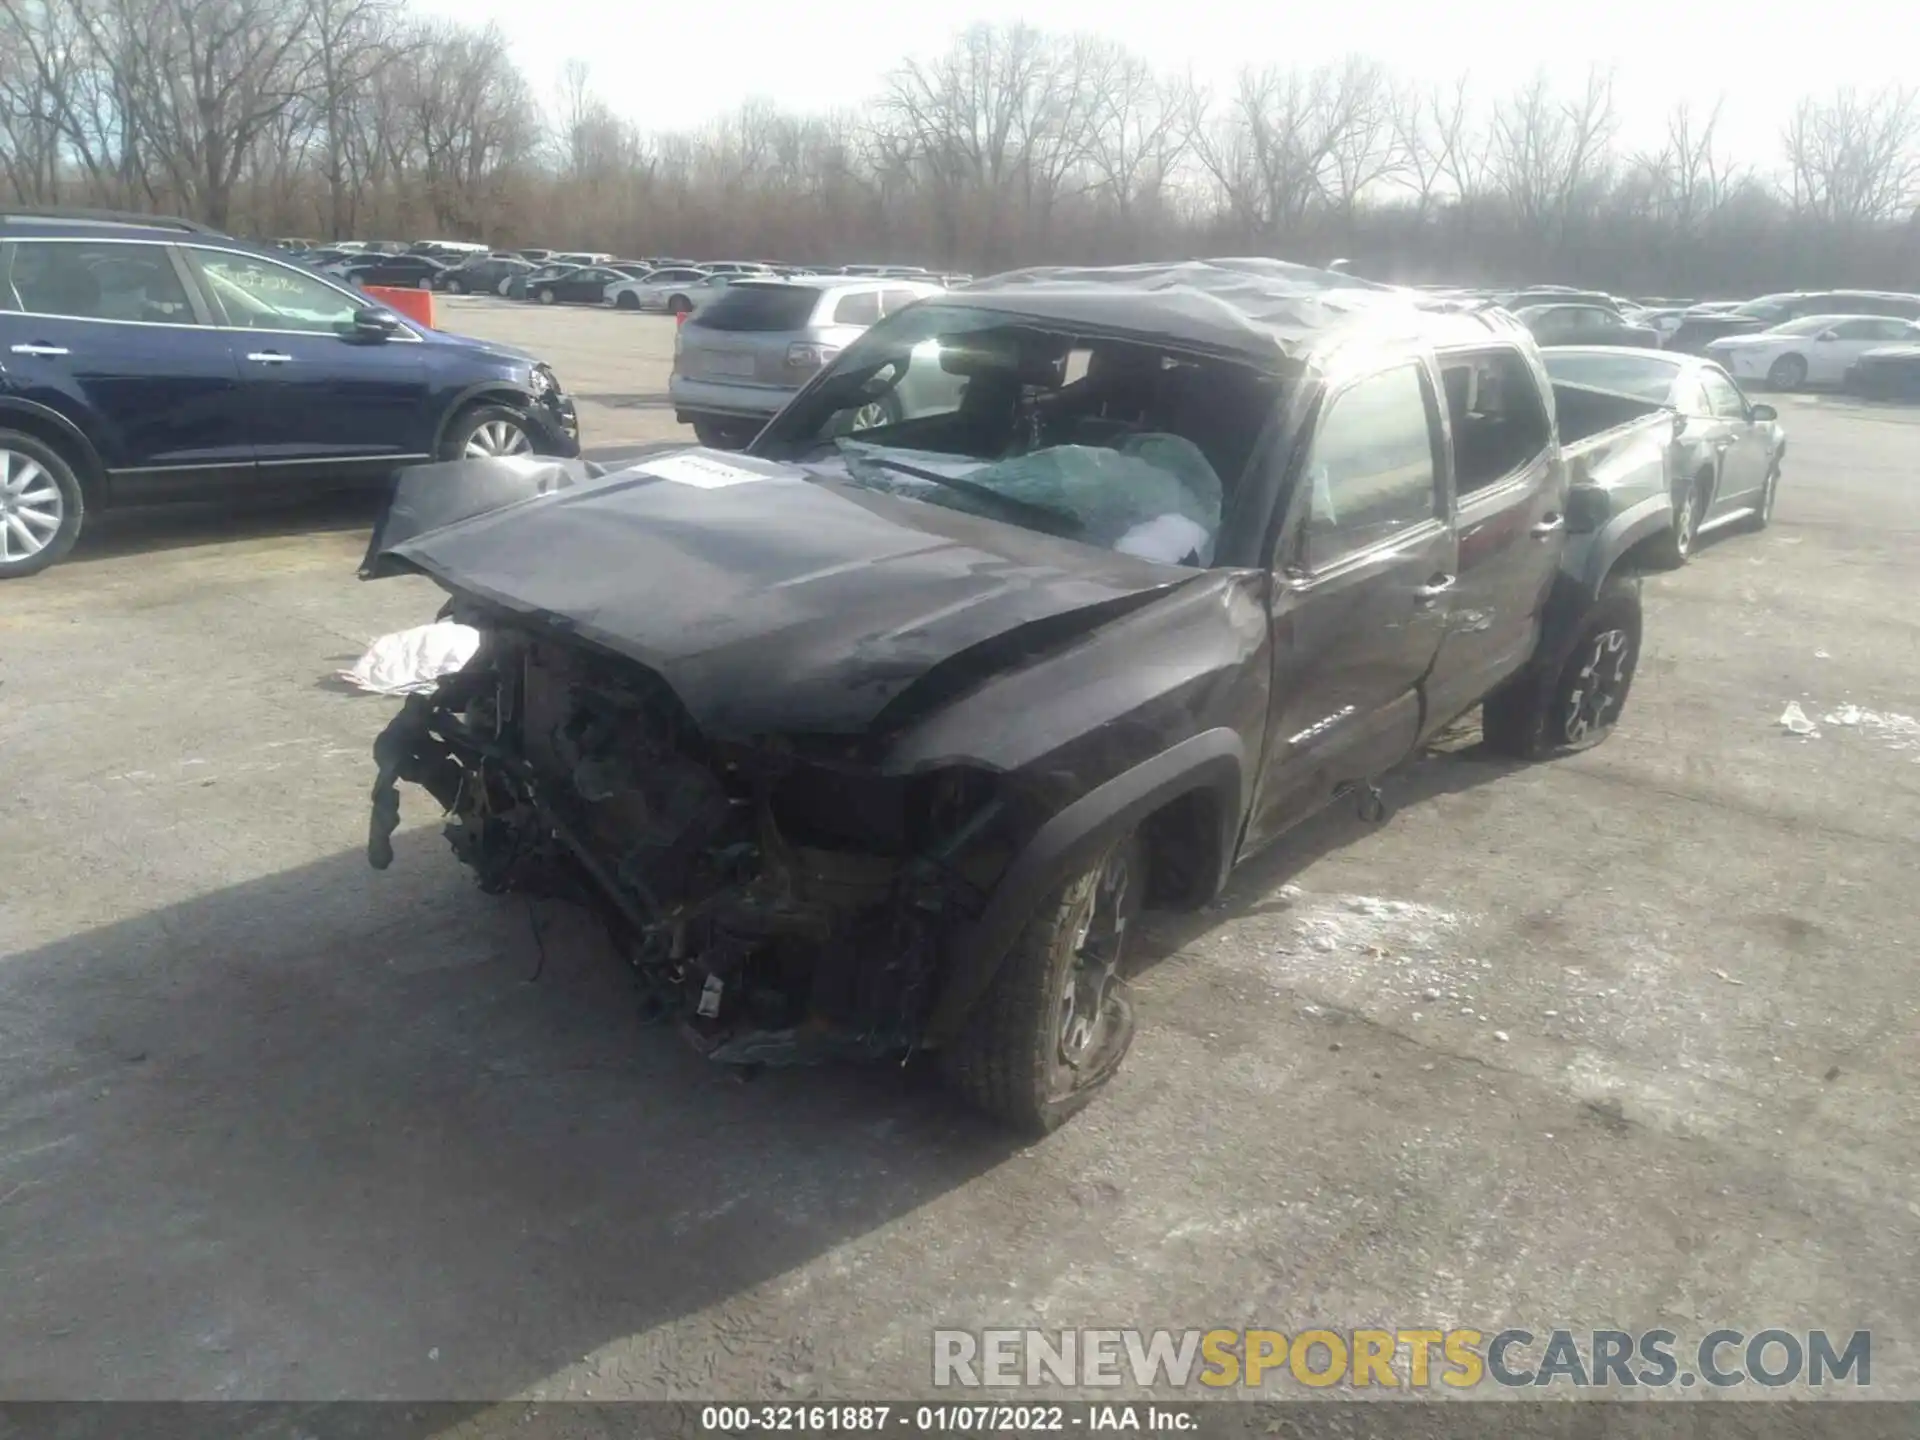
[1335,779,1389,825]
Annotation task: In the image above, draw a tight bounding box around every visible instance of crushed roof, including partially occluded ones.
[954,258,1489,366]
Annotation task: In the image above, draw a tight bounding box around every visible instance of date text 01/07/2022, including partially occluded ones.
[698,1403,1200,1432]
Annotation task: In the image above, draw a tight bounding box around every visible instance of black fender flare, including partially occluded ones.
[0,397,109,497]
[430,381,539,455]
[1573,490,1669,601]
[921,728,1248,1046]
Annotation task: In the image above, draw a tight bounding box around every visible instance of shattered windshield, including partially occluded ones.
[754,303,1286,567]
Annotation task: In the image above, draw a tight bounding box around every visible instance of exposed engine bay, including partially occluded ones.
[367,620,1015,1065]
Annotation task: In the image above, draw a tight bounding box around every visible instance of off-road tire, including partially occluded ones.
[0,428,86,579]
[941,834,1144,1136]
[1481,575,1642,760]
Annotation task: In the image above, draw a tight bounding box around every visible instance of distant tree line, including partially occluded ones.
[4,0,1919,296]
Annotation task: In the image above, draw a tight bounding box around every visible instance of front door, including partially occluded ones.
[1245,362,1458,854]
[181,246,431,482]
[1,237,252,494]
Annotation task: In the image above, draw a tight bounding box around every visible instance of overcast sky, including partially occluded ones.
[411,0,1888,169]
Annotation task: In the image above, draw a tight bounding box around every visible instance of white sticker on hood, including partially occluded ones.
[635,452,768,489]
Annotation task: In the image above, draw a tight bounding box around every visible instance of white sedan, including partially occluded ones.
[1706,314,1920,390]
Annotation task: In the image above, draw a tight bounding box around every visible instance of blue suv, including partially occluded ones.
[0,210,579,577]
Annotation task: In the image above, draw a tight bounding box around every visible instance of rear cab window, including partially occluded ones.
[1437,347,1552,494]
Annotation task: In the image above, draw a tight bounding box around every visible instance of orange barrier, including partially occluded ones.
[363,285,436,329]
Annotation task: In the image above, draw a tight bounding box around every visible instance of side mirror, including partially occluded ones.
[343,306,401,341]
[1815,330,1837,342]
[1749,403,1778,422]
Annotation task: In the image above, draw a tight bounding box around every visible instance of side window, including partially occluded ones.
[1828,319,1878,340]
[186,249,361,333]
[1297,364,1440,572]
[1671,376,1711,417]
[831,290,882,326]
[8,240,195,323]
[1699,370,1748,419]
[880,287,925,316]
[1438,348,1552,495]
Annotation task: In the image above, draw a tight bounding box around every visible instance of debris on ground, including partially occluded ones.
[1778,702,1819,737]
[337,621,482,696]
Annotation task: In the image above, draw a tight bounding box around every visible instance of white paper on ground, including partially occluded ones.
[635,452,769,489]
[338,620,482,696]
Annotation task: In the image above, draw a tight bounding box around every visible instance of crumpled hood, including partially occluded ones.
[375,448,1199,739]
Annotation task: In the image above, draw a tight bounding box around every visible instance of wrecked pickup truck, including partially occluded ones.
[360,260,1676,1134]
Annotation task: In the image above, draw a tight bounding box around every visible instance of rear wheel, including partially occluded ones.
[691,417,758,450]
[1482,575,1642,760]
[668,295,693,316]
[1767,353,1808,390]
[446,278,465,294]
[1646,469,1709,568]
[941,834,1144,1135]
[0,431,85,579]
[440,403,536,461]
[1746,461,1781,531]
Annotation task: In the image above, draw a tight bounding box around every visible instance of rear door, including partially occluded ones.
[1426,345,1566,728]
[180,245,431,483]
[0,236,251,494]
[1245,361,1458,852]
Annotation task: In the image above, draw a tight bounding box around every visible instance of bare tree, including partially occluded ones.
[1784,84,1920,226]
[1489,66,1617,253]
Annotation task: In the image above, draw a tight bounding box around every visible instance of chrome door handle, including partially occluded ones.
[1415,575,1456,600]
[9,343,69,357]
[245,351,293,364]
[1531,514,1565,537]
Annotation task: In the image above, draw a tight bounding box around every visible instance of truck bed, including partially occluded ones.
[1553,381,1676,490]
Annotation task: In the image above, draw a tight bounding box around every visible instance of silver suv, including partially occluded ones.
[669,277,943,448]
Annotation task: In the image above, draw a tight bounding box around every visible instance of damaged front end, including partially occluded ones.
[368,622,1014,1065]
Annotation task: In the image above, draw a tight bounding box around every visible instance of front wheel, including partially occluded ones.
[941,834,1144,1135]
[1767,353,1808,390]
[1481,576,1642,760]
[446,278,465,294]
[440,403,536,461]
[615,292,640,310]
[537,287,556,305]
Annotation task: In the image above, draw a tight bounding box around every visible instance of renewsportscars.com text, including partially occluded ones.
[932,1328,1871,1391]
